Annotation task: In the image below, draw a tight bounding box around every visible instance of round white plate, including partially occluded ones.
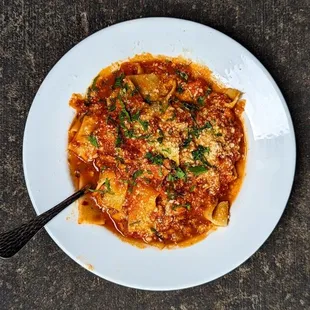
[23,17,296,290]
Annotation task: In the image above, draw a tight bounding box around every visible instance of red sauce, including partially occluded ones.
[68,55,246,248]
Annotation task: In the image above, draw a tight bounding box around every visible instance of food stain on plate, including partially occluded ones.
[77,256,95,271]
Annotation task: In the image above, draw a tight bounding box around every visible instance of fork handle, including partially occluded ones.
[0,187,88,259]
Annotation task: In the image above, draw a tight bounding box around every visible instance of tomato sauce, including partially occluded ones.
[68,55,246,248]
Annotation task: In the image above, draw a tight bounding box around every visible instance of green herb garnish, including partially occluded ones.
[104,178,113,194]
[131,88,139,96]
[181,101,198,112]
[132,169,144,180]
[157,128,164,144]
[176,85,184,93]
[189,185,196,192]
[90,75,99,91]
[108,99,116,112]
[192,145,210,162]
[161,148,171,154]
[166,190,176,200]
[175,167,186,179]
[157,137,164,144]
[205,87,212,96]
[182,121,213,148]
[124,128,135,138]
[127,170,144,192]
[197,96,205,106]
[115,127,123,147]
[139,120,149,131]
[89,178,114,195]
[172,202,191,211]
[150,227,163,239]
[166,167,186,182]
[129,220,141,226]
[166,173,175,182]
[118,95,131,121]
[88,135,99,148]
[176,70,189,81]
[114,73,125,88]
[115,155,125,163]
[201,121,212,130]
[131,111,140,121]
[188,165,208,175]
[145,152,165,165]
[145,95,152,105]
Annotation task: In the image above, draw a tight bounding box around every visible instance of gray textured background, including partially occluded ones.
[0,1,309,309]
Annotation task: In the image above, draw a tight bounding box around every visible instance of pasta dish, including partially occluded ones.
[68,54,246,248]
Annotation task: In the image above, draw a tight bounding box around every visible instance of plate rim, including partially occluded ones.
[22,17,296,291]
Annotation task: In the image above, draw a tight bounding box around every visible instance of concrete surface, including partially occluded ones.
[0,0,309,309]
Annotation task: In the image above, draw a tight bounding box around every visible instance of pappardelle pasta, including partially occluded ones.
[68,54,246,248]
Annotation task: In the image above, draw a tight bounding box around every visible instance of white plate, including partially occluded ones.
[23,17,296,290]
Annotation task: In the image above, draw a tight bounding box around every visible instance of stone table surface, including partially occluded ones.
[0,1,309,309]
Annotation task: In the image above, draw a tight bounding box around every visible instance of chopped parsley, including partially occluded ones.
[124,128,135,138]
[132,169,143,180]
[131,88,139,96]
[167,110,177,121]
[139,120,149,131]
[201,121,212,130]
[161,148,171,154]
[181,101,198,112]
[88,189,106,195]
[189,185,196,192]
[176,85,184,93]
[176,70,189,81]
[89,178,114,195]
[197,96,205,106]
[131,110,149,131]
[127,170,144,192]
[104,178,113,194]
[115,155,125,164]
[108,99,116,112]
[115,127,123,147]
[192,145,210,162]
[175,167,186,179]
[118,111,136,139]
[86,75,100,103]
[114,73,125,88]
[182,136,192,148]
[145,95,152,105]
[118,95,131,121]
[150,227,163,239]
[157,136,164,144]
[166,189,176,200]
[88,135,99,148]
[90,75,99,91]
[182,121,213,148]
[172,202,191,211]
[167,167,186,182]
[145,152,165,165]
[206,87,212,96]
[131,111,140,121]
[188,165,208,175]
[129,220,141,226]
